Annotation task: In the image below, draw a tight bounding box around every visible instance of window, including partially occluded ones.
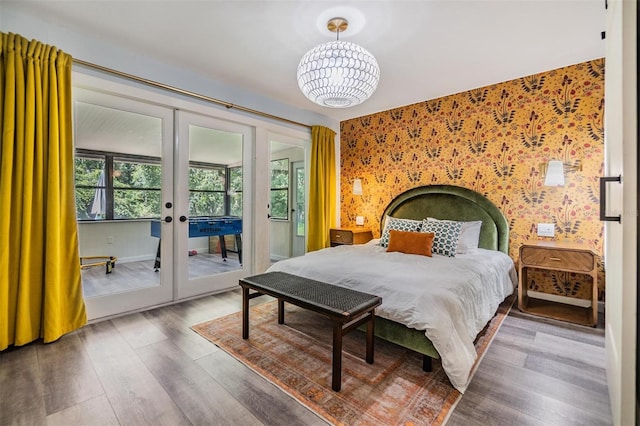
[75,150,161,220]
[270,158,289,220]
[113,158,162,219]
[75,155,106,220]
[296,166,305,236]
[75,150,236,221]
[188,164,226,217]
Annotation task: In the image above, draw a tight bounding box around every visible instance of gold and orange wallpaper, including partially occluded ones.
[340,59,605,300]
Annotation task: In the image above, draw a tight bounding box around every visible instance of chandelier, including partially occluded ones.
[297,17,380,108]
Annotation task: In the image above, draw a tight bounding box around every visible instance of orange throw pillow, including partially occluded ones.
[386,230,434,257]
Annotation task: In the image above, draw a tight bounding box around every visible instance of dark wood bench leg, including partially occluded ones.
[278,299,285,324]
[366,310,375,364]
[332,321,343,392]
[242,286,250,339]
[422,355,432,372]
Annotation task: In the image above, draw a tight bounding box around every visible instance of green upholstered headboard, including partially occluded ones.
[380,185,509,254]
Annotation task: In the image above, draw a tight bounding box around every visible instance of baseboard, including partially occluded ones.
[112,254,155,264]
[270,254,288,261]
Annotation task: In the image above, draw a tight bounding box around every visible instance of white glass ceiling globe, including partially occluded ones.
[297,40,380,108]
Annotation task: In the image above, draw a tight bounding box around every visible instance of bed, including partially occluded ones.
[266,184,517,393]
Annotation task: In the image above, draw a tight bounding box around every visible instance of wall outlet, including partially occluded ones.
[355,216,365,226]
[107,236,114,244]
[537,223,555,237]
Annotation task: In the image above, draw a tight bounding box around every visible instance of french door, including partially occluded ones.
[268,135,308,264]
[75,90,254,319]
[74,89,175,320]
[174,111,253,299]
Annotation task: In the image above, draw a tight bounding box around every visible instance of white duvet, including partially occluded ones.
[266,241,517,393]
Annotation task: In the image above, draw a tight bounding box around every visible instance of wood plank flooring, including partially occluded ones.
[0,291,612,425]
[448,309,611,426]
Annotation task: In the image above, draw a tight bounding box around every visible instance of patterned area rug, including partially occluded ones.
[192,295,514,425]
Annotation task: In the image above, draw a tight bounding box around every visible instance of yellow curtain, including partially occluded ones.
[307,125,336,252]
[0,32,86,351]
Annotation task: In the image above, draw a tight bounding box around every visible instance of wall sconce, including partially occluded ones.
[544,160,565,187]
[352,178,363,195]
[539,160,582,187]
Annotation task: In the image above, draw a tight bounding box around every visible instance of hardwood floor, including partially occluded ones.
[448,309,611,426]
[81,253,242,298]
[0,291,612,426]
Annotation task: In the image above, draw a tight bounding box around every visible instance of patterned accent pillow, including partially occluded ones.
[427,218,483,254]
[420,219,463,257]
[379,216,422,247]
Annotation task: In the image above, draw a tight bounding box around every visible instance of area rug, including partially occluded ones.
[192,295,514,426]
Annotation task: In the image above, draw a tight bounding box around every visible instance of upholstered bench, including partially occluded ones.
[239,271,382,391]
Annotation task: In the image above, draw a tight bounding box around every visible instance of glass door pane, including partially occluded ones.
[176,111,253,299]
[74,89,174,320]
[269,138,306,263]
[292,161,306,257]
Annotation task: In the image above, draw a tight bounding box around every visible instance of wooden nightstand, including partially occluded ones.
[330,228,373,247]
[518,241,598,326]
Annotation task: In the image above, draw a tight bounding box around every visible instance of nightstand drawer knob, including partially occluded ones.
[549,257,561,261]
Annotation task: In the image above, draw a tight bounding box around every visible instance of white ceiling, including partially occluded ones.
[3,1,606,123]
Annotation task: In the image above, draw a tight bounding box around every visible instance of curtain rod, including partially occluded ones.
[73,58,312,130]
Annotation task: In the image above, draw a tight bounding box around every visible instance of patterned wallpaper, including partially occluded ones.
[340,59,605,300]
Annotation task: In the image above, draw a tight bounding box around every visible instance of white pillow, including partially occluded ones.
[379,216,422,248]
[457,221,483,254]
[426,218,482,254]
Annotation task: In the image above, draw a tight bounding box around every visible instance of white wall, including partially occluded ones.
[78,221,157,263]
[78,220,216,264]
[0,6,337,132]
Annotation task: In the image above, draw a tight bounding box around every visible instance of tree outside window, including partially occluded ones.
[75,151,233,221]
[113,159,161,219]
[188,165,225,217]
[229,166,243,217]
[75,152,161,220]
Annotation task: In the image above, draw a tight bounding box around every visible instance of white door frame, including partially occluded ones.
[603,0,637,424]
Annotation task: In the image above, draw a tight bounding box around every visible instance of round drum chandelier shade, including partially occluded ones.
[297,18,380,108]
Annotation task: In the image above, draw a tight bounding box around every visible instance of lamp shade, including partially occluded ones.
[297,40,380,108]
[544,160,565,187]
[352,178,363,195]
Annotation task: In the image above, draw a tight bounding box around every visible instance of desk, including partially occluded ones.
[150,216,242,270]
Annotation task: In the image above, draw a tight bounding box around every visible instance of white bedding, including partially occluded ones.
[266,242,517,393]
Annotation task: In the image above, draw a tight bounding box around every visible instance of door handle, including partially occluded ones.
[599,176,622,223]
[164,216,173,223]
[179,216,188,222]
